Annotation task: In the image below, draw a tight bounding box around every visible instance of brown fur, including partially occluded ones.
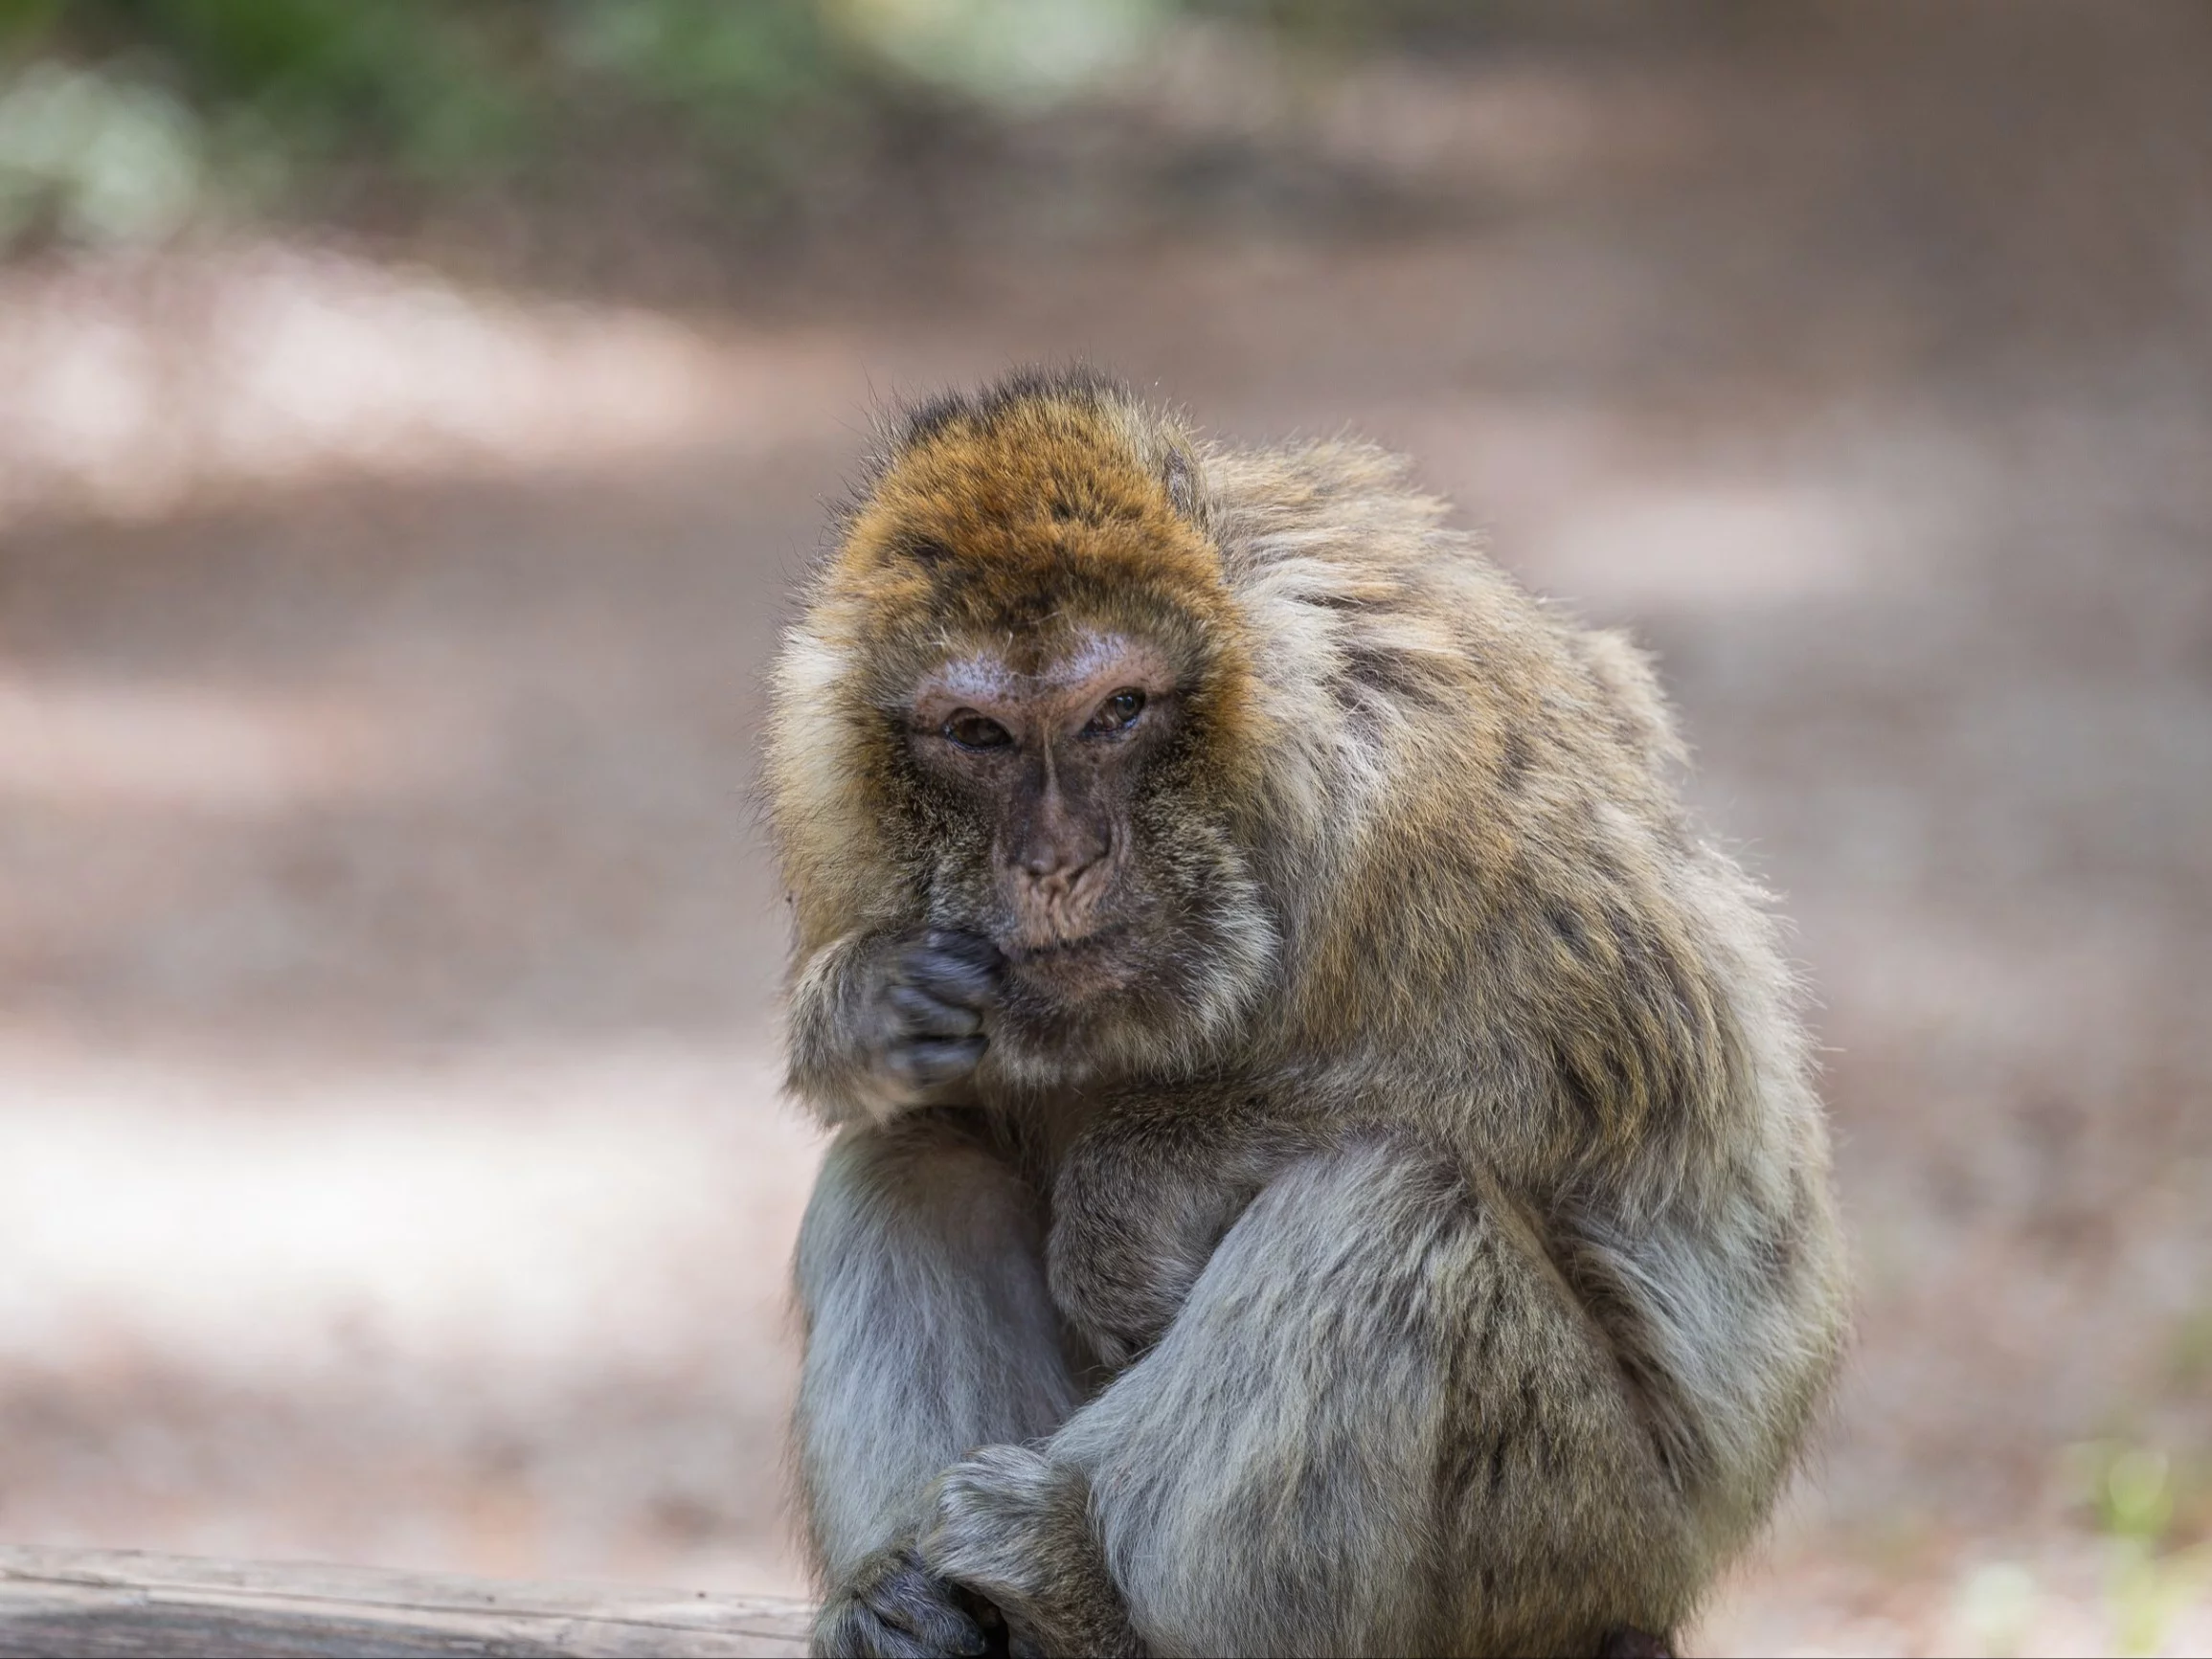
[771,369,1849,1657]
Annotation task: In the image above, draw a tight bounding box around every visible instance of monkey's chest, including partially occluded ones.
[1044,1179,1247,1372]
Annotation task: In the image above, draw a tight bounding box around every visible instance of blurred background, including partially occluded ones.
[0,2,2207,1653]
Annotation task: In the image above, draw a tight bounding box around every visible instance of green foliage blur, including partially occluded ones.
[0,0,1206,256]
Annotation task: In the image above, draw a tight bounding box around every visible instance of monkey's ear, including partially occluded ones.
[1162,448,1201,522]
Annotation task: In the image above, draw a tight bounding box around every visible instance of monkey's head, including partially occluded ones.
[770,370,1281,1087]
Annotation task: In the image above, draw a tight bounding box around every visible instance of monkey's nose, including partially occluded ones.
[1030,836,1115,888]
[1012,772,1107,888]
[1022,838,1100,880]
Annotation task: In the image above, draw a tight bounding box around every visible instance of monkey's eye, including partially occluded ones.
[1084,688,1146,736]
[943,710,1012,751]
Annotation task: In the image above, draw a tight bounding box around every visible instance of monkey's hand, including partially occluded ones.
[794,928,1005,1121]
[919,1446,1140,1659]
[868,930,1003,1097]
[813,1540,1001,1659]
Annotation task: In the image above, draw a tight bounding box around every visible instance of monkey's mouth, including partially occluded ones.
[1002,923,1130,966]
[999,923,1146,1001]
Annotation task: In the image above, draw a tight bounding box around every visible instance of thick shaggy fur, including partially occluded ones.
[769,369,1849,1657]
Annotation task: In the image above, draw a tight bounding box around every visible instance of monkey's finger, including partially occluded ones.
[815,1598,952,1659]
[889,1037,986,1087]
[921,930,1006,975]
[866,1569,990,1657]
[903,937,1004,1008]
[924,927,1004,967]
[888,983,983,1038]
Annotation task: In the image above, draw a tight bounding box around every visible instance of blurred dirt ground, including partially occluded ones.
[2,8,2209,1654]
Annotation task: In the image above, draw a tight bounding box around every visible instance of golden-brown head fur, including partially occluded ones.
[769,370,1280,1087]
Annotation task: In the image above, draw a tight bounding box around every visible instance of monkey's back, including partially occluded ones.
[1200,433,1850,1559]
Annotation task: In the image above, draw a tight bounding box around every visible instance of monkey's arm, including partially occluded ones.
[786,930,1003,1124]
[920,1133,1701,1657]
[797,1112,1084,1658]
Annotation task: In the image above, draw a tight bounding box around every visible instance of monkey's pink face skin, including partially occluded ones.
[908,632,1181,992]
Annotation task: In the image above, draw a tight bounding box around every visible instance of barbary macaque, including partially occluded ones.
[767,369,1848,1657]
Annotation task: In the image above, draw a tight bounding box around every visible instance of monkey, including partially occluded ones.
[766,367,1849,1658]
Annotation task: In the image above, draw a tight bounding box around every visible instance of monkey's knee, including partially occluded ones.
[1060,1138,1694,1653]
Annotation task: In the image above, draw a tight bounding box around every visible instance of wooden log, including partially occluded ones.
[0,1545,813,1658]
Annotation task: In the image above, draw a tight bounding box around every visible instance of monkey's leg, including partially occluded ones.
[797,1110,1083,1659]
[921,1134,1696,1658]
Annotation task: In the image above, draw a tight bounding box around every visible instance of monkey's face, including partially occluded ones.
[910,630,1174,981]
[894,618,1275,1086]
